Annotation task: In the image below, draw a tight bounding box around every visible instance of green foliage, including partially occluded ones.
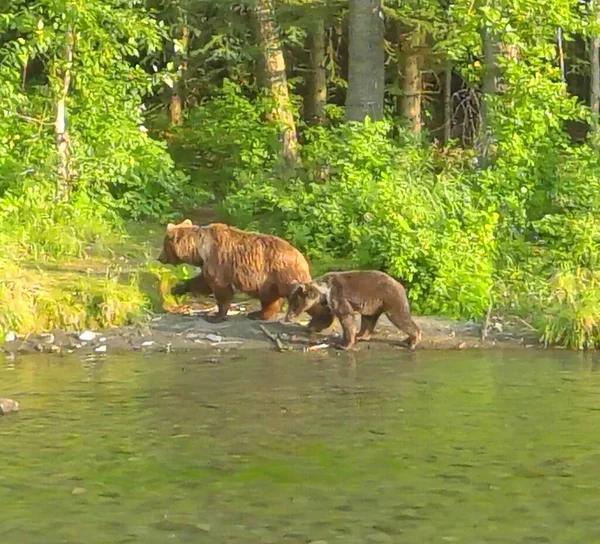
[167,79,282,198]
[0,180,120,259]
[224,119,498,319]
[0,0,190,220]
[0,258,150,336]
[540,270,600,350]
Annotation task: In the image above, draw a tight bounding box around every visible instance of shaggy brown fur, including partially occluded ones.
[286,270,422,350]
[158,220,334,327]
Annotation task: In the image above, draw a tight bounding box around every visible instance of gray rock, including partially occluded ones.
[0,398,20,415]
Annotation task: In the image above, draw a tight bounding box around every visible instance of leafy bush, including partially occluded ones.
[0,0,192,222]
[167,79,282,199]
[540,269,600,350]
[224,120,499,319]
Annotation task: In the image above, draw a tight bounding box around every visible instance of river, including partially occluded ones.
[1,349,599,543]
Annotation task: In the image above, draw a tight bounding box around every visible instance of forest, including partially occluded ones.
[0,0,599,349]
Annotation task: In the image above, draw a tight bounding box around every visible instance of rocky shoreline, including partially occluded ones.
[1,301,541,358]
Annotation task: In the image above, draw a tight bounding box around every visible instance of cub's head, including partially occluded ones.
[285,281,327,322]
[158,219,205,266]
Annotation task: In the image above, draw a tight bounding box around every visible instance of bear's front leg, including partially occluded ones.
[306,305,335,333]
[337,313,358,351]
[204,285,234,323]
[171,273,213,297]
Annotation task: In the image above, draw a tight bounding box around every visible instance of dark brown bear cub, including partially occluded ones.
[286,270,422,350]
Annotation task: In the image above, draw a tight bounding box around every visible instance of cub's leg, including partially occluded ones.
[356,311,383,341]
[330,297,356,349]
[205,285,234,323]
[337,313,358,350]
[386,309,422,349]
[327,281,357,350]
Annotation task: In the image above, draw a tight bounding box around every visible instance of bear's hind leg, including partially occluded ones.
[386,310,422,349]
[248,285,281,321]
[248,299,281,321]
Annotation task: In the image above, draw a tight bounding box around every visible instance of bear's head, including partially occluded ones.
[285,281,328,322]
[158,219,206,266]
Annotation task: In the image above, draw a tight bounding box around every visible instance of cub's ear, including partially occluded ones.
[166,222,177,232]
[181,219,193,226]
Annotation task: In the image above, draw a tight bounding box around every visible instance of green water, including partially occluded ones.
[2,349,600,543]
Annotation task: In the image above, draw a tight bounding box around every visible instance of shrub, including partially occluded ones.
[224,120,499,319]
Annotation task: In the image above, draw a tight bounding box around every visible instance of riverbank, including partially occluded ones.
[2,299,539,357]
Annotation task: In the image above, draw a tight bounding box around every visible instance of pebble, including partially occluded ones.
[4,331,17,342]
[205,334,222,343]
[94,345,107,353]
[99,337,107,342]
[140,341,154,347]
[79,331,96,342]
[0,398,20,415]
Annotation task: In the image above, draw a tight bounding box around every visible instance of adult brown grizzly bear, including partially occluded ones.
[158,220,335,327]
[285,270,422,350]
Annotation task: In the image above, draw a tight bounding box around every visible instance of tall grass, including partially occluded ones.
[540,269,600,350]
[0,191,154,339]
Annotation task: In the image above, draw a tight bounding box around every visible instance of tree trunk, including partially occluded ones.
[557,27,566,83]
[252,0,299,164]
[443,63,453,145]
[304,16,327,125]
[398,26,424,134]
[54,26,73,201]
[170,21,189,126]
[590,2,600,125]
[346,0,385,122]
[477,25,500,167]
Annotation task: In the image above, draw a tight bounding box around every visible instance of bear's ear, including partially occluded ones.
[181,219,193,227]
[166,222,177,232]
